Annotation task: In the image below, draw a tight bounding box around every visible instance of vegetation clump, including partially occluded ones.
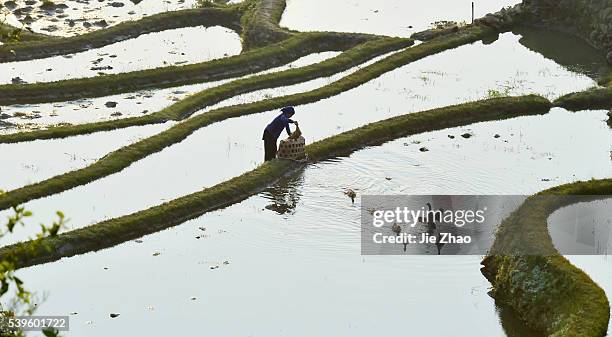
[554,87,612,111]
[483,179,612,337]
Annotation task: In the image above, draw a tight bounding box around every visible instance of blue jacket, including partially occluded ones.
[264,113,295,140]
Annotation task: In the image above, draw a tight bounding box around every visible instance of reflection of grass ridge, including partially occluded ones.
[0,95,552,269]
[483,180,612,337]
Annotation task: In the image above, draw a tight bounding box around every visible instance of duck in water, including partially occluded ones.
[344,189,357,203]
[420,202,437,230]
[421,202,446,230]
[436,232,445,255]
[391,223,408,253]
[419,202,445,254]
[392,223,401,235]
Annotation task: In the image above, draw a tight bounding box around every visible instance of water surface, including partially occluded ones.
[13,107,611,337]
[281,0,521,37]
[1,0,244,36]
[0,26,241,84]
[0,32,603,244]
[0,51,340,131]
[1,19,609,337]
[549,200,612,335]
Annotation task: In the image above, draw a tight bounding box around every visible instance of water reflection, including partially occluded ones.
[242,165,557,334]
[13,110,610,336]
[549,199,612,255]
[260,169,305,215]
[514,27,612,81]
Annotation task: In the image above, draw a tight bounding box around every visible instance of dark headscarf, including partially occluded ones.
[281,106,295,116]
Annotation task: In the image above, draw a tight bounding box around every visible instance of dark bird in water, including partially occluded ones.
[420,202,439,230]
[344,189,357,203]
[392,223,401,235]
[436,232,445,255]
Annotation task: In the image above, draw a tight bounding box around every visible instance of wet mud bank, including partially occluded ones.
[482,179,612,337]
[0,95,552,269]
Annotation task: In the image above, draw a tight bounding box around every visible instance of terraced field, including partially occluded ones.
[0,0,611,336]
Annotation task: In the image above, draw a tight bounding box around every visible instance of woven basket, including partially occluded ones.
[278,136,306,160]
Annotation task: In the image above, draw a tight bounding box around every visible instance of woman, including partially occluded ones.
[262,106,298,161]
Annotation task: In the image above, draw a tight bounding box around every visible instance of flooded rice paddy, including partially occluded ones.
[0,1,611,336]
[0,31,603,244]
[281,0,521,37]
[1,0,244,36]
[0,26,242,84]
[0,51,349,192]
[13,106,611,336]
[0,50,341,131]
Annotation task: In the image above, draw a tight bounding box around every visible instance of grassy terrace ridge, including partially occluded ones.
[238,0,379,50]
[0,24,497,210]
[0,23,51,43]
[0,32,377,105]
[0,7,244,62]
[241,0,293,50]
[0,95,553,269]
[0,37,414,143]
[554,87,612,111]
[600,71,612,87]
[482,180,612,337]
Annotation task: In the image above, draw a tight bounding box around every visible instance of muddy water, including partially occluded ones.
[11,107,610,337]
[0,26,241,84]
[0,31,600,245]
[281,0,521,37]
[548,200,612,335]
